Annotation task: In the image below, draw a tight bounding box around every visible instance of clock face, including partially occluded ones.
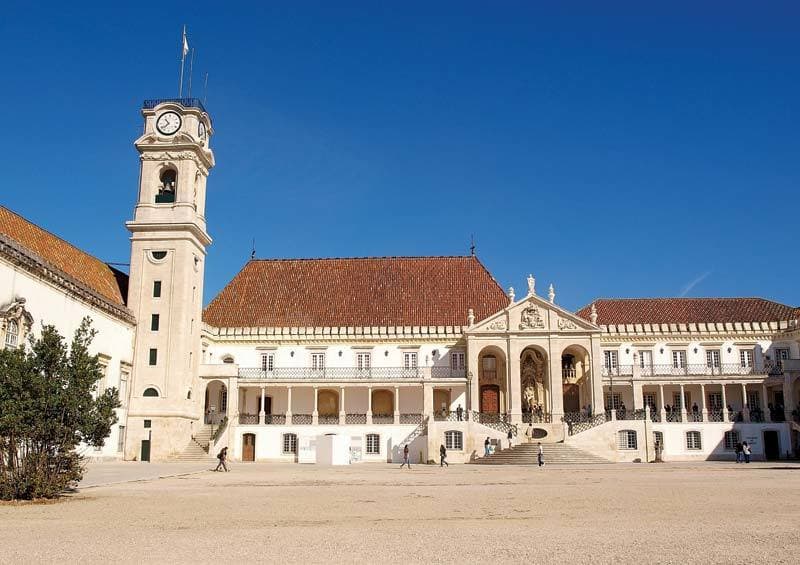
[156,111,182,135]
[198,121,206,139]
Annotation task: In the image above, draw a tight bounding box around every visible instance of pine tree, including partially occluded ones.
[0,317,120,500]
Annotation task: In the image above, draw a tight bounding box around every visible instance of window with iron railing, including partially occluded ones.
[672,350,687,369]
[451,352,465,371]
[740,349,754,368]
[604,351,618,371]
[357,353,371,371]
[706,350,721,369]
[403,352,418,370]
[311,353,325,371]
[261,353,274,372]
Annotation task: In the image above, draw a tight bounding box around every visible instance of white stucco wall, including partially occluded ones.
[0,258,135,459]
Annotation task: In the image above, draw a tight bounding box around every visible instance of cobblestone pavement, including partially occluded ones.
[1,461,799,564]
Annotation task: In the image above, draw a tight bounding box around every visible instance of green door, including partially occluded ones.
[140,440,151,462]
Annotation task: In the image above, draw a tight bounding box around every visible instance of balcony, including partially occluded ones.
[602,363,772,379]
[237,366,466,381]
[143,97,207,113]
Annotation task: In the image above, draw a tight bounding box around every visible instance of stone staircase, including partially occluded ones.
[169,425,216,462]
[472,441,612,465]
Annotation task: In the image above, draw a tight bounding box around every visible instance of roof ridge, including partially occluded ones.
[248,255,475,262]
[0,205,114,269]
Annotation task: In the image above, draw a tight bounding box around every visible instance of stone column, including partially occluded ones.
[741,383,750,422]
[286,385,293,424]
[507,339,522,424]
[700,383,707,422]
[229,377,240,423]
[467,344,480,419]
[762,383,770,422]
[339,386,346,425]
[422,383,434,419]
[394,386,400,424]
[366,386,373,425]
[783,375,792,422]
[658,384,666,422]
[679,385,687,421]
[549,348,564,420]
[258,386,267,424]
[312,386,319,425]
[721,384,729,422]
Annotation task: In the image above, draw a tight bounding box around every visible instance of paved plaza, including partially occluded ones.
[1,461,799,563]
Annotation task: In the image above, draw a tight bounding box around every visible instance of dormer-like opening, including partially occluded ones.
[155,168,177,203]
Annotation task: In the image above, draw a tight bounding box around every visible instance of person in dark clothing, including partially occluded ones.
[734,442,743,463]
[439,444,449,467]
[456,404,464,421]
[215,447,229,472]
[507,429,514,450]
[484,437,491,456]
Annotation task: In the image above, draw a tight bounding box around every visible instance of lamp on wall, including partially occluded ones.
[290,351,294,357]
[338,350,343,357]
[625,348,630,354]
[727,347,732,353]
[659,348,664,354]
[693,347,698,354]
[384,350,389,357]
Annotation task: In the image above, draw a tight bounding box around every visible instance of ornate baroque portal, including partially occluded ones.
[520,349,547,414]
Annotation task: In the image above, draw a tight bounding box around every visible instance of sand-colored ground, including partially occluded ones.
[1,461,799,564]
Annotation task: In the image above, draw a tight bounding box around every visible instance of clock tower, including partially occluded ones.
[125,99,214,460]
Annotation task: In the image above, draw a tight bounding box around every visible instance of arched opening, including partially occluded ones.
[4,319,19,348]
[520,346,548,422]
[204,380,228,424]
[478,346,507,415]
[317,389,339,416]
[155,168,177,203]
[143,387,159,397]
[371,389,394,416]
[561,345,593,416]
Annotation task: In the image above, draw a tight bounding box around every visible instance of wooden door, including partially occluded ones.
[140,440,151,462]
[563,384,580,413]
[763,431,779,461]
[480,385,500,413]
[242,433,256,462]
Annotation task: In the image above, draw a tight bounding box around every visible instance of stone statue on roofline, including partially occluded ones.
[527,274,536,296]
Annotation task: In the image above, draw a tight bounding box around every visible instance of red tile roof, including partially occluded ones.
[576,297,798,326]
[0,205,127,307]
[203,256,509,328]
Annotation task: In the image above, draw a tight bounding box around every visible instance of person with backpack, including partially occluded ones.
[215,446,229,472]
[439,444,449,467]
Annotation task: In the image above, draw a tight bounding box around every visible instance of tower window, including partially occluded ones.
[153,280,162,297]
[148,348,158,365]
[4,320,19,348]
[155,169,177,203]
[151,314,160,331]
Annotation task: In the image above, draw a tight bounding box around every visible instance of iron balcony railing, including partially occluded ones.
[602,363,772,378]
[238,366,466,380]
[143,97,207,113]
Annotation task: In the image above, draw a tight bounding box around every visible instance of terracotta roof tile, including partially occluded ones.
[0,205,127,307]
[203,256,509,328]
[576,297,798,326]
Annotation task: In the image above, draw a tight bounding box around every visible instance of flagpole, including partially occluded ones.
[188,48,195,98]
[178,25,187,97]
[203,72,209,105]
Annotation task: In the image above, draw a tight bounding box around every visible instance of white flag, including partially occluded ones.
[182,28,189,57]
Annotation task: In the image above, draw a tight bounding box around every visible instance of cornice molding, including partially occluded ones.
[0,234,135,326]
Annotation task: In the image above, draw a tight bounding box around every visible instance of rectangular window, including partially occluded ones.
[617,430,637,450]
[403,352,418,370]
[724,430,740,451]
[653,431,664,449]
[708,392,722,411]
[148,348,158,365]
[150,314,160,331]
[117,426,126,452]
[365,433,380,455]
[672,350,687,368]
[639,350,652,368]
[153,280,162,298]
[603,351,618,370]
[261,353,274,372]
[283,433,297,454]
[445,430,463,450]
[642,393,656,411]
[605,393,621,411]
[451,352,465,371]
[747,390,760,410]
[144,419,151,429]
[740,349,754,368]
[311,353,325,371]
[357,353,371,371]
[686,431,702,450]
[706,350,720,368]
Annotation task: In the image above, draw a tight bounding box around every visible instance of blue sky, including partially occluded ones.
[1,2,798,311]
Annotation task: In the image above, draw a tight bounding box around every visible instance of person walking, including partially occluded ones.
[734,441,743,463]
[400,444,412,469]
[507,428,514,450]
[484,437,491,456]
[440,444,449,467]
[537,442,544,467]
[214,447,229,472]
[742,441,751,463]
[456,404,464,422]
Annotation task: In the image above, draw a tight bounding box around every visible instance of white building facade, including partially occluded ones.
[2,97,799,464]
